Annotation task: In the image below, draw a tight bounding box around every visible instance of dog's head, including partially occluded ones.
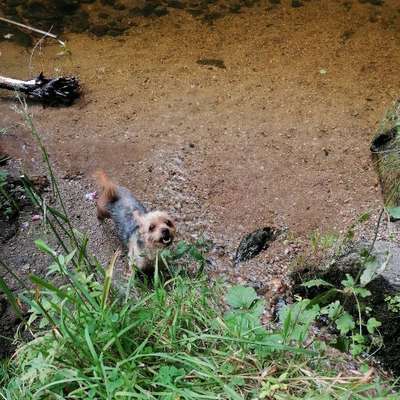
[134,210,176,249]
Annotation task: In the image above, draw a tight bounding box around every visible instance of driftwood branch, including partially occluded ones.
[0,73,80,106]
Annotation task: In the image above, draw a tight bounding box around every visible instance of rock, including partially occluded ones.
[359,0,384,5]
[68,11,90,33]
[187,7,204,16]
[196,58,226,69]
[235,227,278,264]
[166,0,185,9]
[5,0,24,6]
[229,3,241,13]
[203,11,222,23]
[373,240,400,290]
[153,5,169,16]
[141,2,162,16]
[113,2,126,10]
[53,0,80,14]
[291,0,303,7]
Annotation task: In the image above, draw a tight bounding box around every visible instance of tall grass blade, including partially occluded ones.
[0,276,24,322]
[101,250,120,310]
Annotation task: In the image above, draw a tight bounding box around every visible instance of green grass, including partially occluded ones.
[0,99,399,400]
[0,242,398,400]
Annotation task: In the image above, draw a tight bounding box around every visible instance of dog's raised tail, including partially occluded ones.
[94,170,118,220]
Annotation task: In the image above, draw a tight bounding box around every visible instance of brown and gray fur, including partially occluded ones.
[94,171,176,271]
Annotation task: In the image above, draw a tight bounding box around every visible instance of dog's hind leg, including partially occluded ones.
[94,170,118,220]
[96,194,111,220]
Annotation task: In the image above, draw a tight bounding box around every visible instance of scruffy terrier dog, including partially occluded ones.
[94,171,176,271]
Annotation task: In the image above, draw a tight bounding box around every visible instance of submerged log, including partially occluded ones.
[0,73,80,106]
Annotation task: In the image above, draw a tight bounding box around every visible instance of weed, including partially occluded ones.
[300,245,389,358]
[0,169,19,219]
[309,230,339,254]
[385,294,400,313]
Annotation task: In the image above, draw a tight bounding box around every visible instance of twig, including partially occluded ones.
[0,16,65,47]
[29,26,55,75]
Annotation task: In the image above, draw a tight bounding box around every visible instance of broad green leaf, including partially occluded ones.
[155,365,186,385]
[35,239,56,257]
[386,207,400,220]
[64,249,77,267]
[30,275,72,302]
[353,334,365,344]
[353,287,371,298]
[335,312,355,335]
[308,288,338,307]
[341,274,355,288]
[225,286,257,309]
[321,300,342,319]
[367,317,381,334]
[350,342,364,357]
[282,307,292,339]
[360,257,379,286]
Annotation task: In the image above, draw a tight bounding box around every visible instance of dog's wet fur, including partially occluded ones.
[94,171,176,271]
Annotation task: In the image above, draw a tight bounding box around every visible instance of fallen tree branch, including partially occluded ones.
[0,73,80,106]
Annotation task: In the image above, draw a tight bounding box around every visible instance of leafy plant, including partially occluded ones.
[385,293,400,313]
[301,250,385,357]
[0,169,19,219]
[309,231,339,254]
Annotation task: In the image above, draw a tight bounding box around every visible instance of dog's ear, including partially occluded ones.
[166,217,176,229]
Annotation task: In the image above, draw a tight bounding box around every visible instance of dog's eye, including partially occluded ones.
[149,224,155,232]
[165,220,173,228]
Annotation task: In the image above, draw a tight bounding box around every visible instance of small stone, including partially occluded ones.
[235,227,279,264]
[154,5,169,16]
[166,0,184,9]
[291,0,303,7]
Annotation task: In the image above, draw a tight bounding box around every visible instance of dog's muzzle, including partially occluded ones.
[160,229,173,245]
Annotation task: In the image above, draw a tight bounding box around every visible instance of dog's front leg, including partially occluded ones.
[128,235,147,270]
[127,239,135,269]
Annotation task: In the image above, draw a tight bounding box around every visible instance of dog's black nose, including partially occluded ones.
[161,229,170,240]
